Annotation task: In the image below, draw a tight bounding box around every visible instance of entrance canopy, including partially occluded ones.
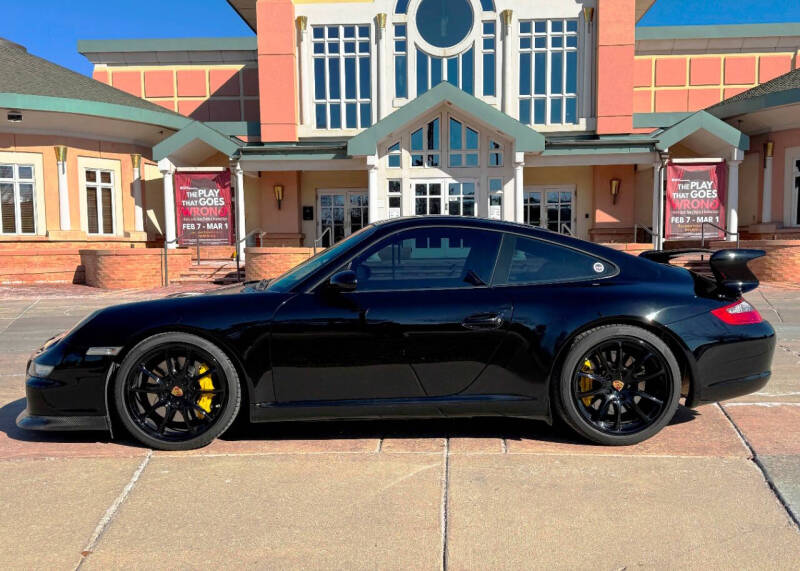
[153,121,243,166]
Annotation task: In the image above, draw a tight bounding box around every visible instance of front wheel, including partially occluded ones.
[555,325,681,446]
[113,332,241,451]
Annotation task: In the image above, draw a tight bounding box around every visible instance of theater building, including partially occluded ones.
[2,1,800,287]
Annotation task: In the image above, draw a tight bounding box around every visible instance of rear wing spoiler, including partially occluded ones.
[640,248,766,294]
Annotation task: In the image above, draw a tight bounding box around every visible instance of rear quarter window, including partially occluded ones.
[495,234,616,285]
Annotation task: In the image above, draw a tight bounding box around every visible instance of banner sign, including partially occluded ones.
[174,171,234,246]
[665,163,727,240]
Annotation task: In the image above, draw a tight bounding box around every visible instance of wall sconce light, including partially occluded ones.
[583,7,595,25]
[610,178,621,205]
[274,184,284,210]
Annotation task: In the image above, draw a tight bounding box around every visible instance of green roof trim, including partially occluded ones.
[239,152,351,161]
[153,121,242,161]
[633,112,693,129]
[78,37,256,54]
[656,110,749,151]
[711,87,800,119]
[541,145,655,156]
[636,23,800,41]
[348,83,545,156]
[0,93,189,130]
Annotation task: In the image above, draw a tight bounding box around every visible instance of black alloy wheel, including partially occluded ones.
[556,325,681,446]
[114,332,241,450]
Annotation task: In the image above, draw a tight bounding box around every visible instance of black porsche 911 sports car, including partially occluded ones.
[18,217,774,450]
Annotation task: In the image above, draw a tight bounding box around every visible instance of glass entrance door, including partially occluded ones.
[524,187,575,234]
[447,181,476,216]
[414,180,476,217]
[318,190,368,246]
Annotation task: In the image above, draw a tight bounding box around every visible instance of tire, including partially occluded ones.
[554,324,681,446]
[113,332,242,451]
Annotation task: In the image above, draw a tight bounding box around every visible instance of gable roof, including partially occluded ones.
[0,37,189,130]
[348,82,545,156]
[153,121,243,161]
[656,110,749,151]
[710,68,800,119]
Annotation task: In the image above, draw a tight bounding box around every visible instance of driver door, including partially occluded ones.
[269,225,511,403]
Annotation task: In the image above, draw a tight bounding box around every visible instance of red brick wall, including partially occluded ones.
[244,247,313,281]
[80,249,192,289]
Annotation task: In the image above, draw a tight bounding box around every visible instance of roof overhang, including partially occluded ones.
[78,37,256,66]
[227,0,258,33]
[348,82,545,156]
[153,121,243,164]
[636,0,657,23]
[636,23,800,55]
[655,110,749,155]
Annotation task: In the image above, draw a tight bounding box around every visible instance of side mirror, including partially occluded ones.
[328,270,357,292]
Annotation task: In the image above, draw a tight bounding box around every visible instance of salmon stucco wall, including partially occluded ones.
[633,52,797,113]
[93,64,260,124]
[596,0,635,134]
[593,164,637,230]
[257,0,298,141]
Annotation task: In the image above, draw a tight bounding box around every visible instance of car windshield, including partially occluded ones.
[266,225,377,292]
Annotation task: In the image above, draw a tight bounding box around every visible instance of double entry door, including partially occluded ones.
[523,186,576,235]
[414,180,477,217]
[318,190,368,247]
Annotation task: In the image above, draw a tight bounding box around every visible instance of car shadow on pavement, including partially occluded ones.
[0,397,700,450]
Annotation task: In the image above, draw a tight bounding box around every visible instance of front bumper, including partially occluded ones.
[16,408,108,431]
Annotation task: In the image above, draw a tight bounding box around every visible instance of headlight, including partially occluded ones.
[27,361,54,378]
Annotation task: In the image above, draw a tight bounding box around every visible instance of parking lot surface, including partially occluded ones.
[1,283,799,569]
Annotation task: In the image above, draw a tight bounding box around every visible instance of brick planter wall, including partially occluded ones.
[80,249,192,289]
[0,240,148,285]
[245,247,314,281]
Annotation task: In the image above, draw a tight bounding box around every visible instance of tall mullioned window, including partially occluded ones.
[0,163,35,235]
[416,48,474,96]
[482,21,496,97]
[313,25,372,129]
[394,24,408,98]
[518,19,579,126]
[85,169,115,235]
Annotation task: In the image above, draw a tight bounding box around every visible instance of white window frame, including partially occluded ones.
[84,168,116,236]
[488,177,503,220]
[410,117,441,168]
[524,185,576,235]
[488,139,503,167]
[413,180,444,215]
[448,117,480,168]
[387,141,402,168]
[481,19,497,98]
[0,163,36,235]
[518,18,580,126]
[785,147,800,227]
[393,23,408,100]
[317,188,368,245]
[312,24,373,130]
[388,179,403,218]
[415,45,475,96]
[446,180,478,216]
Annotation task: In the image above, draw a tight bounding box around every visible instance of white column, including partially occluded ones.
[376,13,388,120]
[297,16,311,127]
[367,155,379,223]
[158,158,176,249]
[501,10,514,116]
[651,161,662,249]
[514,151,525,223]
[54,145,70,230]
[131,154,144,233]
[233,162,247,262]
[727,149,743,241]
[762,144,774,224]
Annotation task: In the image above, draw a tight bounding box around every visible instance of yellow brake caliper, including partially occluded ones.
[579,359,594,406]
[195,364,214,417]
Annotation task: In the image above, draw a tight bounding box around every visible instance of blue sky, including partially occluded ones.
[2,0,800,76]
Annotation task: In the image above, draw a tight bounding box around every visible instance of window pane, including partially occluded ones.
[566,51,577,94]
[0,165,12,179]
[18,183,34,233]
[100,171,111,184]
[489,178,502,192]
[359,56,371,97]
[101,188,113,234]
[86,187,98,234]
[449,118,462,150]
[551,98,563,123]
[344,26,355,38]
[450,153,463,167]
[447,56,458,86]
[344,58,356,99]
[86,170,97,183]
[519,99,531,124]
[551,52,563,94]
[330,103,342,128]
[395,54,408,98]
[431,56,442,87]
[565,97,577,124]
[18,166,33,179]
[534,53,546,95]
[315,104,327,128]
[502,235,615,285]
[417,50,429,95]
[483,53,495,96]
[466,127,478,149]
[534,99,546,124]
[314,59,326,99]
[345,103,357,128]
[388,155,401,168]
[428,118,440,150]
[360,102,371,127]
[465,153,479,167]
[411,129,423,151]
[461,47,474,94]
[328,58,340,99]
[519,53,531,95]
[1,183,15,232]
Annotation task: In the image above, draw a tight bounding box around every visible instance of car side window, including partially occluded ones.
[348,227,501,291]
[497,234,616,285]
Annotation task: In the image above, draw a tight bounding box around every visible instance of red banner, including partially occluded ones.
[174,171,234,246]
[665,163,727,240]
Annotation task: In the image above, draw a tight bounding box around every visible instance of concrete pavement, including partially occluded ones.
[0,283,799,569]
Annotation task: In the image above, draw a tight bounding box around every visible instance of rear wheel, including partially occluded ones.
[114,332,241,451]
[555,325,681,446]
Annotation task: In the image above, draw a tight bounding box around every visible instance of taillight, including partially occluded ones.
[711,299,763,325]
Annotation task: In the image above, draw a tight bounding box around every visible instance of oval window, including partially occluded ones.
[416,0,474,48]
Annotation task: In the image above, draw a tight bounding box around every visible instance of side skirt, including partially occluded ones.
[251,394,545,422]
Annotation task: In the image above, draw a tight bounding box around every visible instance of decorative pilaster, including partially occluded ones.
[376,13,388,120]
[501,9,514,116]
[514,151,525,223]
[54,145,70,230]
[367,155,379,222]
[131,154,144,233]
[233,162,247,262]
[727,151,743,241]
[297,16,311,127]
[762,141,774,223]
[158,158,177,249]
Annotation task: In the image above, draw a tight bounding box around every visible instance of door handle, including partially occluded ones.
[462,312,505,330]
